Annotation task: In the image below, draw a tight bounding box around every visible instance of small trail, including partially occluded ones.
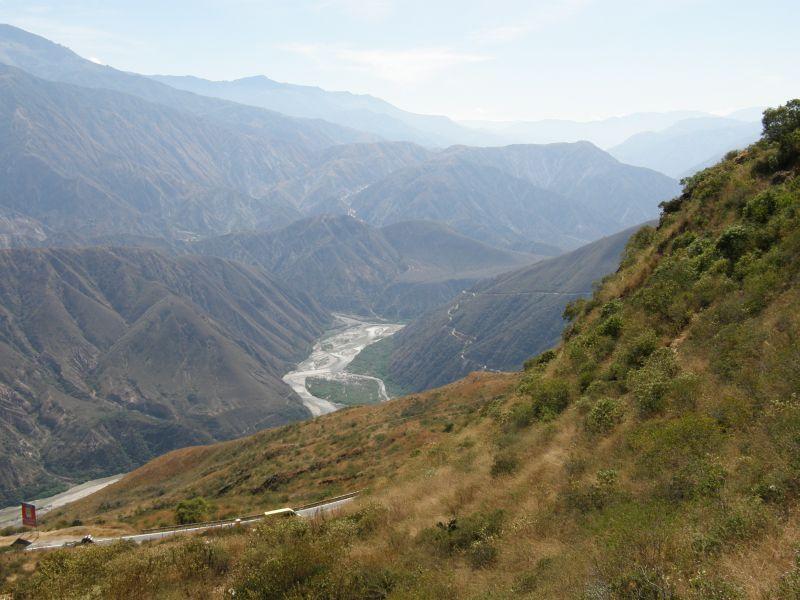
[444,287,586,373]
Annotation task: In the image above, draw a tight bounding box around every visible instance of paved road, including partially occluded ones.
[25,496,357,551]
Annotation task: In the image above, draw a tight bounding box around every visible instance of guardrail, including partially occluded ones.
[292,490,362,511]
[140,490,361,534]
[141,513,262,534]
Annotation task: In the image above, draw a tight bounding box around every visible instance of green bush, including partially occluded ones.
[515,376,572,424]
[563,298,587,322]
[762,99,800,166]
[175,497,213,525]
[622,330,660,368]
[523,349,556,370]
[716,225,752,262]
[598,314,624,338]
[772,548,800,599]
[585,397,625,434]
[663,457,726,501]
[743,190,778,223]
[631,416,723,482]
[418,510,504,560]
[628,348,679,416]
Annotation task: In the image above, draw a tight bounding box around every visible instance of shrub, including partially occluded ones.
[628,348,679,416]
[663,458,726,501]
[564,469,619,513]
[716,225,752,262]
[622,330,660,368]
[688,572,743,599]
[631,416,723,481]
[600,299,623,319]
[598,314,624,338]
[563,298,587,322]
[515,376,572,424]
[523,349,556,370]
[763,100,800,143]
[512,557,555,594]
[229,519,336,597]
[585,397,625,434]
[174,497,213,525]
[772,548,800,599]
[467,539,497,568]
[418,510,504,561]
[743,190,778,223]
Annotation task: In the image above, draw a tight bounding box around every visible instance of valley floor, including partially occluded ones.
[282,315,403,416]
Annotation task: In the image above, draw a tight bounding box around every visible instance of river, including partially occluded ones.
[1,317,400,522]
[282,314,404,416]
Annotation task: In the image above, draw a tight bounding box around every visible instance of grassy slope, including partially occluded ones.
[6,120,800,598]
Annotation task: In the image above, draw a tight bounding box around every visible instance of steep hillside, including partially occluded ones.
[609,116,761,177]
[193,214,536,318]
[0,247,329,506]
[382,224,642,392]
[18,102,800,599]
[351,143,679,250]
[0,64,305,244]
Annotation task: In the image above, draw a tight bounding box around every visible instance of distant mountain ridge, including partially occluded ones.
[462,108,762,149]
[609,116,762,177]
[151,73,500,147]
[192,214,537,319]
[350,144,679,250]
[0,24,372,149]
[0,247,330,505]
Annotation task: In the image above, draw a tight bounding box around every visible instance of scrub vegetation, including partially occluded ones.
[3,101,800,599]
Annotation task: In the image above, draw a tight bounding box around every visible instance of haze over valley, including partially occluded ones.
[0,3,798,595]
[0,20,775,506]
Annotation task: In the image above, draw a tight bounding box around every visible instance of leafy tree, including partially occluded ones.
[175,497,212,525]
[762,99,800,143]
[762,99,800,167]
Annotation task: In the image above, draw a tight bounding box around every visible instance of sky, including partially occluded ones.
[0,0,797,121]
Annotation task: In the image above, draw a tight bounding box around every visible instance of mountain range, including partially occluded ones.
[0,23,681,256]
[349,145,678,249]
[0,23,697,507]
[0,247,329,506]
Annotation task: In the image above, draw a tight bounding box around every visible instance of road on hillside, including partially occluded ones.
[24,496,357,552]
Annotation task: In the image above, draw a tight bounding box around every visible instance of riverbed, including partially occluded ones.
[282,315,403,416]
[1,317,399,521]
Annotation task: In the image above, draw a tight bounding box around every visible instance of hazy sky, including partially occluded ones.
[1,0,797,121]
